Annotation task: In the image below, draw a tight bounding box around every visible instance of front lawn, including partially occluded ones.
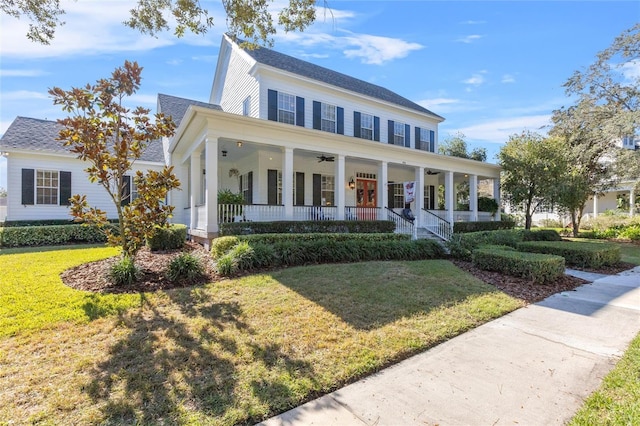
[0,246,523,425]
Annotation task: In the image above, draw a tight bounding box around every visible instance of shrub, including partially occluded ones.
[517,241,621,269]
[473,247,565,284]
[0,224,112,248]
[166,252,204,282]
[453,221,516,233]
[210,236,240,259]
[446,229,564,260]
[219,220,396,236]
[108,257,140,286]
[521,229,562,242]
[146,224,187,251]
[618,225,640,241]
[478,196,499,214]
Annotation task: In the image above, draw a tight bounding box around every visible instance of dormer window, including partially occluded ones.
[278,92,296,125]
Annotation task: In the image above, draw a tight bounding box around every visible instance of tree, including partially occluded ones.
[2,0,318,46]
[438,132,487,162]
[49,61,180,262]
[0,187,6,198]
[498,131,567,230]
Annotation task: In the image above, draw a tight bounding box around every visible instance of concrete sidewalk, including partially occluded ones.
[260,267,640,426]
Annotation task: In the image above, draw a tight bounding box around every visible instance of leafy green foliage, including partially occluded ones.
[210,236,240,259]
[49,61,180,264]
[108,257,141,286]
[453,220,516,233]
[478,196,499,214]
[472,247,565,284]
[0,224,112,247]
[517,241,621,269]
[439,132,487,162]
[220,220,396,236]
[146,224,187,251]
[446,229,562,260]
[166,252,204,282]
[217,189,245,205]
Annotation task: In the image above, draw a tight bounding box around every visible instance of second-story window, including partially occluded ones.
[360,113,373,140]
[321,103,336,133]
[242,96,250,116]
[393,122,405,146]
[418,128,435,152]
[278,92,296,125]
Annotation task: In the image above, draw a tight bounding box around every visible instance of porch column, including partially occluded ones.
[469,174,478,222]
[630,188,636,217]
[593,195,599,218]
[415,166,424,228]
[378,161,388,215]
[493,177,501,221]
[445,171,454,224]
[189,150,201,230]
[282,147,294,220]
[204,137,219,233]
[335,154,346,220]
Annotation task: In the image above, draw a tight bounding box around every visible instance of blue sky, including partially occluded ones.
[1,0,639,189]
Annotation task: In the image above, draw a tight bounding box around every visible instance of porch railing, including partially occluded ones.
[344,206,382,221]
[421,209,452,241]
[385,207,414,235]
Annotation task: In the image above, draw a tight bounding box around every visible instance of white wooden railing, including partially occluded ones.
[344,206,382,221]
[421,209,452,241]
[385,208,414,235]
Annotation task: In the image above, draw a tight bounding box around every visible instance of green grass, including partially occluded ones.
[570,332,640,425]
[0,247,523,425]
[565,238,640,265]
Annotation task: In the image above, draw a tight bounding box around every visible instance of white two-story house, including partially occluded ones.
[1,34,502,241]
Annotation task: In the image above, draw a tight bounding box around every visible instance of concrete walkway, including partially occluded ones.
[260,267,640,426]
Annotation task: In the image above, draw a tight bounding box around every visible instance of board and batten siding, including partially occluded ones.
[219,48,260,117]
[5,153,164,221]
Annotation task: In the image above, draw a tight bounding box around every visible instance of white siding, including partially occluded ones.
[219,48,260,117]
[6,153,164,222]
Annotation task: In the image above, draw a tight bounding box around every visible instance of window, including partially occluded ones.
[418,128,434,152]
[240,172,251,202]
[424,185,435,210]
[360,113,373,140]
[278,92,295,124]
[242,96,250,116]
[321,175,334,205]
[36,170,59,204]
[320,103,336,133]
[389,183,404,208]
[393,122,405,146]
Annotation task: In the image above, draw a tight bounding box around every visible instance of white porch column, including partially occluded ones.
[204,137,218,234]
[282,147,294,220]
[415,167,424,228]
[593,194,599,218]
[189,150,201,230]
[445,171,454,224]
[335,154,346,220]
[493,177,501,221]
[469,174,478,222]
[378,161,388,213]
[630,188,636,217]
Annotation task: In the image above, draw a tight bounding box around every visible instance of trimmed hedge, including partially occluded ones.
[473,247,565,284]
[517,241,621,269]
[214,237,445,276]
[219,220,396,236]
[147,224,187,251]
[2,218,119,227]
[0,224,109,248]
[446,229,562,261]
[453,220,516,233]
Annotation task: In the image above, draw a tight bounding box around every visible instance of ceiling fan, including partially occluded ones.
[426,170,440,175]
[317,155,335,162]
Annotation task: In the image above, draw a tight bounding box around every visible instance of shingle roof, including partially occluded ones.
[0,116,165,163]
[158,93,222,127]
[242,41,444,120]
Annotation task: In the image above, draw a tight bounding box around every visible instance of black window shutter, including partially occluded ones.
[387,120,394,144]
[387,183,394,209]
[296,96,305,126]
[374,116,380,141]
[121,176,131,206]
[353,111,361,138]
[312,174,322,206]
[429,185,435,209]
[247,171,253,204]
[430,130,435,152]
[312,101,321,130]
[59,171,72,206]
[295,172,305,205]
[405,124,411,148]
[267,169,278,205]
[337,107,344,135]
[415,127,421,150]
[267,89,278,121]
[21,168,34,205]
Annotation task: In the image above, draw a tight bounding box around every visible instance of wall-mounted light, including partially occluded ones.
[348,177,355,190]
[0,151,8,157]
[221,150,228,157]
[237,141,243,148]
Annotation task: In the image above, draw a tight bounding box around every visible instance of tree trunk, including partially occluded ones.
[570,210,579,237]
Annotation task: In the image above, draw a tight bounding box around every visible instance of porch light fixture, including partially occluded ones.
[237,141,243,148]
[348,177,355,190]
[221,150,228,157]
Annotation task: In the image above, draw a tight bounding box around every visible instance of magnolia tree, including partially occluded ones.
[49,60,180,261]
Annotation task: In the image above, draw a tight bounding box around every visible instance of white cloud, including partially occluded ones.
[128,94,158,106]
[0,69,49,77]
[462,73,485,86]
[166,59,183,66]
[456,115,552,143]
[191,55,218,63]
[461,20,487,25]
[501,74,515,83]
[1,90,50,101]
[457,34,483,44]
[620,59,640,81]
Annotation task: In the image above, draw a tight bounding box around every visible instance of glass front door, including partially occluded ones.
[356,179,377,208]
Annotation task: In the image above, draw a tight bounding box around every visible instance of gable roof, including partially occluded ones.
[0,116,165,163]
[158,93,222,127]
[239,40,444,120]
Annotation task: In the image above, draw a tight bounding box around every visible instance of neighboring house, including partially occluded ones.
[1,35,502,241]
[0,117,165,222]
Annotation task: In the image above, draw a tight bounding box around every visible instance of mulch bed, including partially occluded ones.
[60,244,636,304]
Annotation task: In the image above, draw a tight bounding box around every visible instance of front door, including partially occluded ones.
[356,179,377,219]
